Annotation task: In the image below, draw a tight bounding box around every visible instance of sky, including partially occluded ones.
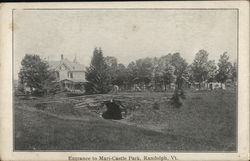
[13,9,237,79]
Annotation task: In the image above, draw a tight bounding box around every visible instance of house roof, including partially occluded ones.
[48,58,85,72]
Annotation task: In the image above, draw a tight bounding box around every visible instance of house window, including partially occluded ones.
[55,71,60,79]
[68,72,73,78]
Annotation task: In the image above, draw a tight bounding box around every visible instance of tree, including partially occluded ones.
[90,48,106,71]
[215,52,232,84]
[135,58,153,85]
[104,56,118,68]
[18,54,56,96]
[104,56,118,85]
[151,57,164,90]
[114,64,128,87]
[85,47,110,94]
[162,64,176,90]
[191,50,210,88]
[206,60,217,83]
[230,61,237,83]
[127,61,138,88]
[170,53,188,89]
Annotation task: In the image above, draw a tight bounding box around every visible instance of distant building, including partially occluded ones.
[207,82,226,90]
[192,81,229,90]
[48,54,86,91]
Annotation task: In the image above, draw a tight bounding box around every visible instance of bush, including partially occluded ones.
[32,89,45,97]
[84,82,97,94]
[84,82,112,95]
[47,84,61,95]
[171,89,186,108]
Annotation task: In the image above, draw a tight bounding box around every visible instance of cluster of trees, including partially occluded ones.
[17,48,236,96]
[18,54,57,96]
[85,48,236,94]
[191,50,236,87]
[85,48,128,94]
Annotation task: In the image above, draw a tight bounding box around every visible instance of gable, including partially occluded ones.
[48,58,85,72]
[57,63,70,71]
[63,59,85,71]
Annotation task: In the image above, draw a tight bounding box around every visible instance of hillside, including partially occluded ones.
[14,90,236,151]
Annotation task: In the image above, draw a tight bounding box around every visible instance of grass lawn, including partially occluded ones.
[14,90,236,151]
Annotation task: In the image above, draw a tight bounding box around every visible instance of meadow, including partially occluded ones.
[14,90,236,151]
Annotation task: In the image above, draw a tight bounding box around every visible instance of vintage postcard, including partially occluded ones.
[0,1,249,161]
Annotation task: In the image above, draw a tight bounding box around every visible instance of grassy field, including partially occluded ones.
[14,90,236,151]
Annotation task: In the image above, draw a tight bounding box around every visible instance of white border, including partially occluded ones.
[0,2,249,161]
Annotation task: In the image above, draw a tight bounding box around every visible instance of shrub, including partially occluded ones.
[171,89,185,108]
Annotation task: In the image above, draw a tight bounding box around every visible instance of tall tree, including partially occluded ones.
[104,56,118,85]
[215,52,232,84]
[162,64,176,90]
[135,58,153,85]
[18,54,55,96]
[170,53,188,89]
[191,50,210,88]
[152,57,164,90]
[114,64,128,87]
[104,56,118,68]
[127,61,138,87]
[85,47,110,94]
[206,60,217,83]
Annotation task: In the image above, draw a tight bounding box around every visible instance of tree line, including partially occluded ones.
[85,48,236,94]
[17,47,236,96]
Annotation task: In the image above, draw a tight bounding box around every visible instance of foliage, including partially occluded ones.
[104,56,118,68]
[135,58,153,85]
[18,54,56,96]
[191,50,218,88]
[114,64,128,87]
[230,62,237,82]
[17,80,25,94]
[18,47,236,95]
[191,50,209,84]
[162,64,176,90]
[104,56,118,85]
[65,47,237,93]
[127,61,138,87]
[171,89,186,108]
[170,53,188,89]
[85,48,111,94]
[104,56,128,87]
[215,52,232,83]
[206,60,217,83]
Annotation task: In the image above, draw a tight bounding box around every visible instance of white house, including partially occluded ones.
[48,55,86,91]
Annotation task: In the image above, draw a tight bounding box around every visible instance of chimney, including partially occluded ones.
[73,54,77,63]
[61,54,64,60]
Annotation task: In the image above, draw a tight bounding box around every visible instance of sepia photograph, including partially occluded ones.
[0,1,249,161]
[12,8,239,152]
[9,6,243,154]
